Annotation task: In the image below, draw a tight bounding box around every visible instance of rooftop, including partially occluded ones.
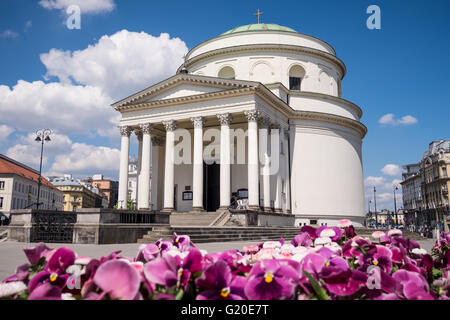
[0,154,55,188]
[221,23,297,35]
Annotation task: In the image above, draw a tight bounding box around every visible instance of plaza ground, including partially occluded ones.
[0,238,437,281]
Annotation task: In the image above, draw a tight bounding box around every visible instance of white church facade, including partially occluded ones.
[112,23,367,227]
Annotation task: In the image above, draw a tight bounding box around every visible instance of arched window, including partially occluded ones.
[289,65,305,90]
[218,66,235,80]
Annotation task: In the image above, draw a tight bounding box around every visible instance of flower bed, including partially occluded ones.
[1,220,449,300]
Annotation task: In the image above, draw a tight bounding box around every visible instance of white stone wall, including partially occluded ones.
[0,175,64,212]
[290,121,365,218]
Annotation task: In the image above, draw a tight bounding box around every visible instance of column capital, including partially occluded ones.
[133,128,143,141]
[244,109,261,122]
[139,123,153,134]
[190,116,205,128]
[119,126,132,137]
[216,113,233,126]
[258,116,271,129]
[151,136,164,146]
[162,120,177,132]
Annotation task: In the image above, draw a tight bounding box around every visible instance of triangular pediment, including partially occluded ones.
[112,74,260,109]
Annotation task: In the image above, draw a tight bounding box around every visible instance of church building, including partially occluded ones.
[112,22,367,227]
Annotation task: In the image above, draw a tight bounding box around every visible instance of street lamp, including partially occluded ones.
[374,186,378,228]
[35,129,51,210]
[393,185,399,227]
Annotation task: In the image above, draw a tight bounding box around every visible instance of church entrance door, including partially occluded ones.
[203,163,220,212]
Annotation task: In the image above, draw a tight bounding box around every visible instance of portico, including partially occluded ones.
[116,100,291,215]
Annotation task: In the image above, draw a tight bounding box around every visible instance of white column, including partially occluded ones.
[284,128,291,213]
[138,123,152,209]
[217,113,232,210]
[259,117,271,212]
[245,110,260,211]
[151,136,163,211]
[162,120,177,212]
[134,129,143,208]
[118,126,131,209]
[191,117,205,211]
[273,125,283,213]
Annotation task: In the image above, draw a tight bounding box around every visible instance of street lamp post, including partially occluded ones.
[35,129,51,210]
[394,185,399,227]
[374,186,378,228]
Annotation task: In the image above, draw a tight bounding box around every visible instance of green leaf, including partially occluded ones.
[175,289,184,300]
[303,270,329,300]
[432,268,443,279]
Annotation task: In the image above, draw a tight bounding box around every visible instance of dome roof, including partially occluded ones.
[221,23,297,35]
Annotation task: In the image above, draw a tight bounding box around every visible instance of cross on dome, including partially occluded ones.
[254,8,263,24]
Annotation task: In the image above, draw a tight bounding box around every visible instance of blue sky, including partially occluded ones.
[0,0,449,210]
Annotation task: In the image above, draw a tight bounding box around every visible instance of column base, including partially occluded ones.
[248,205,261,212]
[263,207,273,213]
[286,209,292,214]
[191,207,206,213]
[274,208,283,214]
[160,207,174,213]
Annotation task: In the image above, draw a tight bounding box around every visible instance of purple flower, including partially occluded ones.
[392,270,434,300]
[291,232,312,247]
[144,248,203,289]
[196,261,246,300]
[23,243,53,265]
[244,260,299,300]
[93,259,141,300]
[172,233,194,248]
[27,247,76,299]
[136,243,159,262]
[155,239,173,253]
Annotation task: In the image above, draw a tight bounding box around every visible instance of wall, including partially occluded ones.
[290,121,365,219]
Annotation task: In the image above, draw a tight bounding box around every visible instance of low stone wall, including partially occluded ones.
[7,209,170,244]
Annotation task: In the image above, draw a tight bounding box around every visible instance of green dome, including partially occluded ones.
[221,23,297,35]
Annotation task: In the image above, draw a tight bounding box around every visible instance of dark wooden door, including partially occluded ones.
[203,163,220,212]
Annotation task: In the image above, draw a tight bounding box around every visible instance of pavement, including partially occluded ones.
[0,238,436,281]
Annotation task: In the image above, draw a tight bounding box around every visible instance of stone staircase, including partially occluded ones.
[169,212,224,226]
[137,225,428,245]
[137,226,301,244]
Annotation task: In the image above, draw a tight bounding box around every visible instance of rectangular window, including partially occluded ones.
[0,181,4,190]
[0,197,3,208]
[289,77,301,90]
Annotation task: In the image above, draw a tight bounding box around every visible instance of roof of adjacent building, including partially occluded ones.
[0,153,55,188]
[422,139,450,160]
[221,23,297,35]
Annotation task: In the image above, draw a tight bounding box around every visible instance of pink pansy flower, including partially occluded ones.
[372,231,385,239]
[337,219,352,228]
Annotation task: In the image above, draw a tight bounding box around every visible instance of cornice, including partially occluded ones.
[116,85,367,139]
[186,30,337,59]
[179,44,346,79]
[288,90,362,119]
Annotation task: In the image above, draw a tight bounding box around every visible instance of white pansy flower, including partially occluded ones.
[0,281,27,298]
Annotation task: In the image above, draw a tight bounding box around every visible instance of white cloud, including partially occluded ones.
[48,143,120,176]
[381,164,402,176]
[41,30,188,100]
[0,125,14,139]
[379,113,417,126]
[24,20,32,32]
[364,176,386,187]
[0,80,116,136]
[1,30,18,38]
[6,133,72,168]
[39,0,115,14]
